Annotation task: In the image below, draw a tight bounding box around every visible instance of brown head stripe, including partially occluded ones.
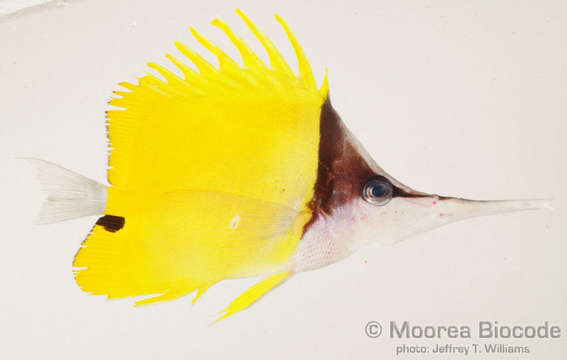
[304,97,428,233]
[307,97,374,216]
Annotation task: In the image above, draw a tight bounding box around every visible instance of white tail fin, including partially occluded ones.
[24,158,107,224]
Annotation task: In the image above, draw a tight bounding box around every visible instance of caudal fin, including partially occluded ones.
[24,158,107,224]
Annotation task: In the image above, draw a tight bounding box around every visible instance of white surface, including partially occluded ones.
[0,1,565,359]
[0,0,58,17]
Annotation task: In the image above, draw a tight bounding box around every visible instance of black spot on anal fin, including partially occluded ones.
[96,215,125,232]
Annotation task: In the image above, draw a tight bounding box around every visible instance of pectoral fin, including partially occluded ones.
[217,272,290,321]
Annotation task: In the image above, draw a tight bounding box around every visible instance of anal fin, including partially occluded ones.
[216,272,290,321]
[134,289,191,306]
[134,284,212,306]
[192,287,209,305]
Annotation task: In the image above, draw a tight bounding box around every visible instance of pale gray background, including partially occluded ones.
[0,0,565,359]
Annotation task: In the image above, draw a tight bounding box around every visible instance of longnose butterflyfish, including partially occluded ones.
[29,10,551,320]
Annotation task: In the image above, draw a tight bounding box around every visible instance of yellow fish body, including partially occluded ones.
[30,10,550,320]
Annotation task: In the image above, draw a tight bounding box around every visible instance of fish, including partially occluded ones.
[28,9,551,320]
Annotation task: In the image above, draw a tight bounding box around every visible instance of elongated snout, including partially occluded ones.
[432,196,553,223]
[356,192,552,247]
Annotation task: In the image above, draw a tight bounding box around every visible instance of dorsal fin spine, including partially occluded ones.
[189,27,240,72]
[211,18,266,71]
[235,9,294,77]
[174,41,218,76]
[274,14,317,91]
[147,62,190,89]
[114,12,325,103]
[164,54,205,85]
[320,68,329,99]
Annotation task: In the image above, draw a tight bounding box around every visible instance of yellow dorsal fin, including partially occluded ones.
[189,27,241,72]
[173,41,218,76]
[146,62,189,90]
[236,9,294,77]
[211,17,266,71]
[164,53,205,85]
[274,14,317,91]
[107,11,327,190]
[320,68,329,99]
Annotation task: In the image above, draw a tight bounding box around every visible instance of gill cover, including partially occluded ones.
[73,10,327,319]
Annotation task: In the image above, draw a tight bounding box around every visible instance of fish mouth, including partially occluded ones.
[377,195,554,245]
[429,196,553,222]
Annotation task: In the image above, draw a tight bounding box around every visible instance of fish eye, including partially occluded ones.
[362,178,393,206]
